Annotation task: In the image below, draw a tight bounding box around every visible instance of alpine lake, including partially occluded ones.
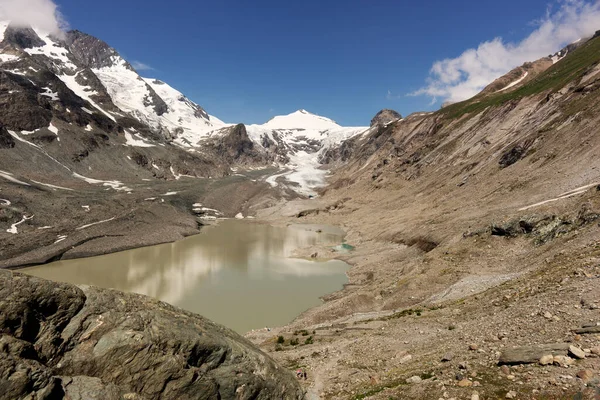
[23,220,351,333]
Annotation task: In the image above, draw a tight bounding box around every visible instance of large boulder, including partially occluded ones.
[0,270,303,399]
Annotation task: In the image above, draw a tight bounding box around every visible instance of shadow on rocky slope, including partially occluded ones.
[0,270,303,399]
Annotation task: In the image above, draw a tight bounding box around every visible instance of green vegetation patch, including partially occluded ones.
[441,35,600,120]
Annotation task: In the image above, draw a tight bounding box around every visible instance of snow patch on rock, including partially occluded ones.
[41,87,59,101]
[58,72,116,121]
[0,170,30,186]
[76,217,115,231]
[143,78,227,145]
[124,131,155,147]
[31,179,73,191]
[6,215,34,234]
[497,71,529,92]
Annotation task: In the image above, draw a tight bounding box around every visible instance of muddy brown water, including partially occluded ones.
[23,220,350,333]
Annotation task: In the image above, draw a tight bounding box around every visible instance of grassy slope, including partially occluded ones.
[440,34,600,120]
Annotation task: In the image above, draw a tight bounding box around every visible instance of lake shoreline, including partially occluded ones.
[2,216,352,269]
[22,218,352,334]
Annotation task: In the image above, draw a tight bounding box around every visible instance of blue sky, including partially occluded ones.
[46,1,600,125]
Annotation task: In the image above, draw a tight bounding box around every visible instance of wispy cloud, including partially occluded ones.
[0,0,68,37]
[386,90,402,100]
[411,0,600,104]
[131,61,154,71]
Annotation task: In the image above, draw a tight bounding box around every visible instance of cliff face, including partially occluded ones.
[0,270,303,400]
[208,123,270,166]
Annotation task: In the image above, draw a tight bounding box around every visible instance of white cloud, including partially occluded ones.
[0,0,68,36]
[131,60,154,71]
[386,90,402,100]
[411,0,600,104]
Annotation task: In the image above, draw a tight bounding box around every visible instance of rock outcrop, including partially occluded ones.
[0,124,15,148]
[209,123,269,165]
[1,25,46,49]
[66,30,128,70]
[370,109,402,127]
[0,270,303,400]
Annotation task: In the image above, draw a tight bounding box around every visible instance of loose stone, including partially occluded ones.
[568,345,586,359]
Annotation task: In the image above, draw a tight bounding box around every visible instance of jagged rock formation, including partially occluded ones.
[66,30,135,71]
[208,123,268,165]
[0,21,221,147]
[320,109,405,165]
[0,21,253,193]
[0,270,303,399]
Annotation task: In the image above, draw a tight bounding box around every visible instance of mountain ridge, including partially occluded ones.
[0,20,370,199]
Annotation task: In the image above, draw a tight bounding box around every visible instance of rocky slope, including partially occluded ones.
[247,33,600,399]
[0,269,303,399]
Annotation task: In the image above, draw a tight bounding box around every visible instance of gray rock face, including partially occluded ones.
[221,124,256,157]
[66,30,127,70]
[0,70,53,131]
[209,124,269,165]
[181,94,209,120]
[1,25,46,49]
[319,135,359,165]
[370,109,402,127]
[142,86,169,116]
[0,60,118,133]
[0,271,303,399]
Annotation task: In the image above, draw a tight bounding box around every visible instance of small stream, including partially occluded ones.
[23,220,350,333]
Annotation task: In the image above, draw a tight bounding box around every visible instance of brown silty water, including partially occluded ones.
[23,220,350,333]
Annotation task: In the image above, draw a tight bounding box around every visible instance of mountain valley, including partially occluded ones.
[1,18,600,400]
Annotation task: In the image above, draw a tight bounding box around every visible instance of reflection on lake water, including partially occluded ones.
[23,220,350,333]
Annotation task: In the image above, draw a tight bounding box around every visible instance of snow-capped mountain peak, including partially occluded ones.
[240,109,369,196]
[0,21,369,197]
[0,21,228,146]
[263,109,341,131]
